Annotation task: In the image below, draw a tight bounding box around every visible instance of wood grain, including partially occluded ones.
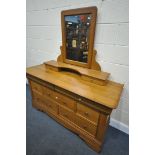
[44,60,110,85]
[27,73,122,152]
[27,64,123,109]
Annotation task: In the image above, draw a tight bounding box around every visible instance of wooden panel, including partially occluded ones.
[27,78,112,152]
[43,86,55,99]
[31,80,43,94]
[52,91,76,111]
[96,113,109,142]
[44,60,109,81]
[77,103,99,124]
[44,98,58,114]
[75,114,97,136]
[32,92,46,110]
[59,106,75,123]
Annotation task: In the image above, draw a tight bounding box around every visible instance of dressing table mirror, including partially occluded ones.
[61,7,97,68]
[26,6,124,152]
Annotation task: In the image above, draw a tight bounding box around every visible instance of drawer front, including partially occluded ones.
[52,91,76,111]
[43,86,54,99]
[77,103,99,124]
[75,114,97,136]
[59,106,75,123]
[33,92,46,109]
[44,99,58,114]
[31,81,43,94]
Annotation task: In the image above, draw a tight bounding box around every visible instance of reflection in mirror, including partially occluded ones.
[65,14,91,63]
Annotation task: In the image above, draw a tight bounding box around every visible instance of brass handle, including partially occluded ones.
[55,96,58,99]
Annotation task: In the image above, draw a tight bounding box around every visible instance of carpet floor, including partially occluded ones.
[26,85,129,155]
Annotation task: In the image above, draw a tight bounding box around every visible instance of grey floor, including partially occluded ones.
[26,85,129,155]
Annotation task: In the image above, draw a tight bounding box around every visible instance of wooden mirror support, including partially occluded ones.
[57,46,101,70]
[26,6,124,153]
[45,45,109,86]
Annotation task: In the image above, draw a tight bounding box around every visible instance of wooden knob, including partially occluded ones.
[64,114,68,118]
[83,126,87,129]
[62,102,66,105]
[78,98,81,101]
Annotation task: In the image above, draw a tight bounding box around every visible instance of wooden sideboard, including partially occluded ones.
[26,61,123,152]
[26,7,124,152]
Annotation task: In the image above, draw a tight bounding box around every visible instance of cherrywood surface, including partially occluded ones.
[27,64,123,109]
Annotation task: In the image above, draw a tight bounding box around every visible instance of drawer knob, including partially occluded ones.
[84,112,89,116]
[78,98,82,101]
[55,96,58,99]
[83,126,87,129]
[62,102,66,105]
[64,114,68,118]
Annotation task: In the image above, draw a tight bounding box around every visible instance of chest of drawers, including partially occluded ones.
[27,62,123,152]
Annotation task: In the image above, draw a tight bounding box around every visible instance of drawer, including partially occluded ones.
[52,91,76,111]
[59,106,75,123]
[31,81,43,94]
[45,99,58,114]
[77,103,99,124]
[33,92,45,108]
[43,86,54,99]
[75,114,97,136]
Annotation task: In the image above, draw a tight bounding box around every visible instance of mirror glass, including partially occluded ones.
[65,14,91,63]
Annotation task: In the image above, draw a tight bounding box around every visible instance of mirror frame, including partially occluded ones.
[61,6,97,68]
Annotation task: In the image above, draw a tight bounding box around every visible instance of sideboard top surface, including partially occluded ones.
[26,64,123,109]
